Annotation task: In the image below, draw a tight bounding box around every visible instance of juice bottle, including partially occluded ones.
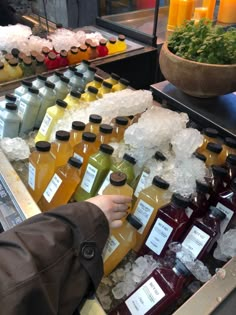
[197,127,219,154]
[38,157,82,212]
[69,121,85,148]
[81,86,98,102]
[167,0,179,31]
[111,116,129,142]
[57,50,68,68]
[73,131,97,176]
[209,165,229,202]
[202,0,216,19]
[20,57,35,77]
[78,45,89,63]
[83,66,97,84]
[218,137,236,165]
[74,144,114,201]
[85,39,92,48]
[11,48,20,59]
[32,74,47,90]
[111,153,136,185]
[139,193,190,259]
[0,94,17,111]
[76,59,90,73]
[193,151,207,163]
[103,213,142,276]
[177,0,194,27]
[205,142,223,167]
[18,52,26,63]
[0,103,21,139]
[45,52,59,70]
[55,75,70,100]
[85,114,102,134]
[225,154,236,185]
[35,54,47,74]
[63,66,76,79]
[97,81,112,98]
[181,206,225,260]
[110,259,189,315]
[132,176,171,252]
[7,58,23,80]
[28,141,56,203]
[96,123,113,147]
[64,90,81,110]
[35,81,56,128]
[47,70,62,84]
[0,62,9,83]
[85,75,103,90]
[105,73,120,85]
[107,37,118,54]
[35,99,68,142]
[112,78,130,92]
[88,42,99,60]
[3,53,13,65]
[18,87,41,136]
[116,34,127,52]
[69,71,85,92]
[67,46,80,65]
[97,39,108,57]
[41,46,50,57]
[50,130,74,169]
[14,80,32,105]
[218,0,236,23]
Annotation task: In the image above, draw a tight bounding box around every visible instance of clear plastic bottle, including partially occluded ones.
[96,123,113,147]
[0,103,21,139]
[218,137,236,165]
[81,86,98,102]
[32,74,47,90]
[105,73,120,86]
[28,141,56,203]
[75,59,90,73]
[85,75,103,90]
[111,116,129,142]
[69,121,85,148]
[197,128,219,154]
[205,142,223,167]
[14,80,32,106]
[55,75,70,100]
[97,81,112,98]
[63,66,76,79]
[0,93,17,111]
[50,130,74,169]
[64,90,81,110]
[85,114,102,134]
[47,70,62,84]
[97,39,109,57]
[35,99,68,142]
[38,157,82,212]
[69,71,85,92]
[83,66,97,84]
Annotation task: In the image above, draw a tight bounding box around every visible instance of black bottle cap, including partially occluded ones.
[56,99,68,108]
[56,23,63,29]
[224,137,236,149]
[110,171,127,186]
[55,71,63,77]
[94,75,103,83]
[74,71,83,78]
[87,86,98,94]
[35,141,51,152]
[11,48,20,58]
[196,180,210,193]
[72,121,85,131]
[174,259,190,276]
[115,116,129,126]
[110,73,120,81]
[126,214,142,230]
[118,34,126,41]
[5,94,17,102]
[123,153,136,165]
[68,66,76,72]
[89,114,102,124]
[171,193,190,208]
[45,81,55,89]
[154,151,166,161]
[100,144,114,155]
[102,81,112,89]
[55,130,70,141]
[82,132,96,142]
[81,60,90,65]
[48,52,57,60]
[109,37,116,44]
[194,152,207,162]
[152,176,169,189]
[68,157,82,168]
[212,165,228,177]
[70,90,81,98]
[88,66,97,73]
[226,154,236,166]
[29,87,39,94]
[22,80,32,88]
[60,76,70,84]
[37,74,47,81]
[203,128,219,138]
[119,78,130,86]
[5,102,17,110]
[210,206,226,221]
[206,142,222,154]
[99,124,113,134]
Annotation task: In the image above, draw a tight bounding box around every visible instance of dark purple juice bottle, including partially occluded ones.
[138,193,190,259]
[225,154,236,187]
[181,206,226,260]
[109,259,190,315]
[208,165,229,203]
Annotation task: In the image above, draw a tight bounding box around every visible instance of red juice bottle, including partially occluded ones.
[57,50,68,68]
[109,259,190,315]
[209,165,229,203]
[97,39,108,57]
[181,206,226,260]
[45,52,59,70]
[139,193,190,259]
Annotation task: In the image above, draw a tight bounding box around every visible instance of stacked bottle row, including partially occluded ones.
[0,35,127,84]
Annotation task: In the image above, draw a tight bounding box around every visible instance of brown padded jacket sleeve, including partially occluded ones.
[0,201,109,315]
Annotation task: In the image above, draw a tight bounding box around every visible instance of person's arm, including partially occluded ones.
[0,195,130,315]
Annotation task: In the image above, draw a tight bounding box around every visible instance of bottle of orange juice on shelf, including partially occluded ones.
[105,73,120,86]
[97,81,113,98]
[38,157,82,212]
[85,75,103,90]
[50,130,74,169]
[0,62,9,83]
[81,86,98,102]
[78,45,89,63]
[35,99,68,142]
[107,37,118,54]
[87,42,99,60]
[167,0,180,31]
[67,46,80,65]
[177,0,194,27]
[69,121,86,148]
[64,90,81,110]
[116,34,127,52]
[103,171,133,200]
[112,78,130,92]
[85,114,102,134]
[111,116,129,142]
[96,123,113,147]
[28,141,56,203]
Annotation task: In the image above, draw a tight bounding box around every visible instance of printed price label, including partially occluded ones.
[0,119,4,138]
[73,152,84,164]
[39,113,53,136]
[133,199,154,234]
[28,163,36,190]
[97,170,112,195]
[216,202,234,234]
[125,277,165,315]
[145,218,173,255]
[80,164,98,193]
[43,174,62,203]
[18,101,27,119]
[134,171,149,197]
[102,235,120,262]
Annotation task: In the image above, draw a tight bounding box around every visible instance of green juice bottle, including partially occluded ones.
[74,144,114,201]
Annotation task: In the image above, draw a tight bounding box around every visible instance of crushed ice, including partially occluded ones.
[0,137,30,161]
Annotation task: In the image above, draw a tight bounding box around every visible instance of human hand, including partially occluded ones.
[86,195,131,229]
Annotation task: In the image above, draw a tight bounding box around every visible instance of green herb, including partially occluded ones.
[168,19,236,65]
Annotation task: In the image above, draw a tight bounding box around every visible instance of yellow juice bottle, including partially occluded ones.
[218,137,236,165]
[131,176,171,252]
[105,73,120,86]
[85,75,103,90]
[205,142,223,167]
[69,121,86,148]
[64,90,81,110]
[96,123,113,147]
[81,86,98,102]
[116,34,127,52]
[50,130,74,169]
[107,37,119,54]
[7,58,23,80]
[38,157,82,212]
[103,213,142,276]
[35,99,68,142]
[167,0,180,31]
[177,0,194,27]
[112,78,130,92]
[197,128,219,155]
[85,114,102,134]
[0,62,10,83]
[28,141,56,203]
[111,116,129,142]
[97,81,113,98]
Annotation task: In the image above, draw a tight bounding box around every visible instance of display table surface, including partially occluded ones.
[150,81,236,139]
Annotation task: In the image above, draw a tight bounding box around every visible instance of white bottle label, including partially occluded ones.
[73,152,84,164]
[18,101,27,119]
[134,171,149,197]
[43,174,62,203]
[125,277,165,315]
[0,119,4,138]
[39,113,53,136]
[98,170,112,195]
[28,162,36,190]
[185,207,194,218]
[102,235,120,262]
[182,225,210,259]
[145,218,173,255]
[80,164,98,193]
[133,199,154,234]
[216,202,234,234]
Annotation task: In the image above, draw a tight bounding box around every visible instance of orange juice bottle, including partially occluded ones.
[38,157,82,211]
[87,42,99,60]
[97,81,113,98]
[203,0,216,19]
[50,130,74,169]
[107,37,118,54]
[85,75,103,90]
[85,114,102,134]
[116,34,127,52]
[78,45,89,62]
[205,142,223,167]
[112,78,130,92]
[177,0,194,27]
[167,0,180,31]
[67,46,80,65]
[69,121,85,148]
[197,128,219,155]
[28,141,56,203]
[81,86,98,102]
[73,132,97,176]
[218,137,236,165]
[105,73,120,86]
[111,116,129,142]
[96,123,113,147]
[103,171,133,199]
